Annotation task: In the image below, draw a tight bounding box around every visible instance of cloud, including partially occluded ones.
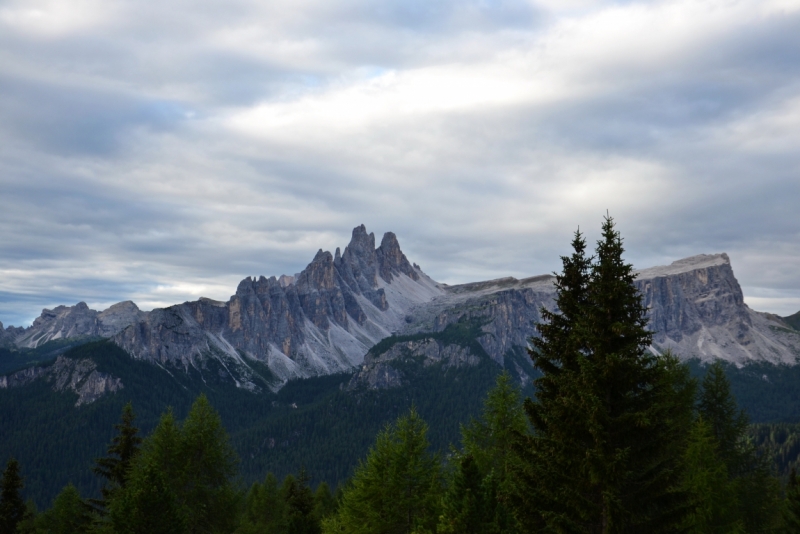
[1,0,799,325]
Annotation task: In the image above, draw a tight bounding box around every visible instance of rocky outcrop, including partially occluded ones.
[0,356,123,406]
[113,225,445,389]
[6,230,800,392]
[12,301,147,349]
[399,253,800,367]
[348,338,480,390]
[637,254,800,364]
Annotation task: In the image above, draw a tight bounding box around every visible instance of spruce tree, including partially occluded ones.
[92,402,142,512]
[446,370,526,533]
[698,362,748,472]
[36,484,93,534]
[698,363,783,532]
[0,457,26,534]
[323,407,442,534]
[783,468,800,532]
[513,215,695,533]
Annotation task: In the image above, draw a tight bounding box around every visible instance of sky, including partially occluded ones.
[1,0,799,327]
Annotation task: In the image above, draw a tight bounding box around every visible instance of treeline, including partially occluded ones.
[1,363,798,533]
[4,216,800,533]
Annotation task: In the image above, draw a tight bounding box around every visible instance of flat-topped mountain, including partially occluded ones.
[3,226,799,393]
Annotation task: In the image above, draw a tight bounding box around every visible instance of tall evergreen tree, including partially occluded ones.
[283,470,320,534]
[698,362,748,472]
[110,395,240,534]
[698,363,783,532]
[513,216,695,533]
[92,402,142,512]
[35,484,93,534]
[323,407,442,534]
[681,418,745,533]
[0,457,26,534]
[783,468,800,532]
[443,370,526,533]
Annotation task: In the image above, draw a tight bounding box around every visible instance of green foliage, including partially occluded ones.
[0,337,100,375]
[35,484,93,534]
[238,472,288,534]
[682,418,745,533]
[784,469,800,531]
[109,395,240,534]
[0,457,26,534]
[324,408,443,534]
[440,371,526,533]
[694,359,784,532]
[366,317,491,361]
[699,362,749,471]
[91,403,142,512]
[515,219,696,532]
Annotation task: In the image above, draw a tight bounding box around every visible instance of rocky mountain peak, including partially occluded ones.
[376,231,419,283]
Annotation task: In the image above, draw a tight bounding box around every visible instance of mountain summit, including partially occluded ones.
[2,226,799,392]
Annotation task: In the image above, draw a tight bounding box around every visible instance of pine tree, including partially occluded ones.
[283,470,320,534]
[36,484,93,534]
[698,363,783,532]
[783,468,800,532]
[92,402,142,512]
[239,472,288,534]
[110,395,240,534]
[445,370,526,533]
[698,362,748,472]
[0,457,26,534]
[512,216,696,533]
[438,455,490,534]
[323,407,442,534]
[681,418,745,533]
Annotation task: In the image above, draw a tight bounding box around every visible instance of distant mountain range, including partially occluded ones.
[2,225,800,398]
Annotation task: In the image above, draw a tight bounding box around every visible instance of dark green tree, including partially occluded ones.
[513,216,696,533]
[35,484,93,534]
[784,469,800,532]
[323,407,442,534]
[699,362,748,471]
[699,362,783,532]
[110,395,240,534]
[237,472,288,534]
[0,458,26,534]
[109,410,187,534]
[681,418,744,533]
[438,455,492,534]
[442,370,526,533]
[92,402,142,512]
[283,470,320,534]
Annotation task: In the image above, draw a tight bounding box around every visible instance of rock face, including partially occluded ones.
[348,338,480,390]
[113,225,444,390]
[0,356,123,406]
[398,253,800,368]
[637,254,800,364]
[5,229,800,394]
[12,301,147,349]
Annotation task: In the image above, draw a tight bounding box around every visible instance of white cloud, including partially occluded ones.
[1,0,799,326]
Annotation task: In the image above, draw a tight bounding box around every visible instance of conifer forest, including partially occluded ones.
[3,217,800,533]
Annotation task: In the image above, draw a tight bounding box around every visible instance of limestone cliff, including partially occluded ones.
[5,230,800,393]
[12,301,146,349]
[113,225,444,390]
[0,356,123,406]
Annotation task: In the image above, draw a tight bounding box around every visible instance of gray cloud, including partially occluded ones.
[1,0,800,326]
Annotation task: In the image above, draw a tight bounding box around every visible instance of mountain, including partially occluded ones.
[3,226,800,397]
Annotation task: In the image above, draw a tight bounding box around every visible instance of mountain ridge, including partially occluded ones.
[3,226,800,394]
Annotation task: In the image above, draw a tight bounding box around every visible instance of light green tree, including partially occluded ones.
[323,407,442,534]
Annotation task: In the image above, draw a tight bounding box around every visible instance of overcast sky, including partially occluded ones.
[1,0,799,327]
